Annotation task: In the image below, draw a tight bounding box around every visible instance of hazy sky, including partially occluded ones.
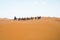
[0,0,60,18]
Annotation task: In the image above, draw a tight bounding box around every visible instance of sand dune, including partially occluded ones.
[0,17,60,40]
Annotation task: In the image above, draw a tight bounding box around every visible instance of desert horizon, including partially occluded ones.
[0,17,60,40]
[0,0,60,40]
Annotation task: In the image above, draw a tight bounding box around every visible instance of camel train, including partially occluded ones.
[14,16,41,21]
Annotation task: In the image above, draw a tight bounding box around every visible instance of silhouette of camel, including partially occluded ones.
[18,18,21,20]
[37,16,41,19]
[14,16,17,20]
[14,16,41,21]
[35,16,41,19]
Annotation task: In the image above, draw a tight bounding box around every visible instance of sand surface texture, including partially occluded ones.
[0,17,60,40]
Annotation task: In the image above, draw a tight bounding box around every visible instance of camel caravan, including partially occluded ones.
[14,16,41,21]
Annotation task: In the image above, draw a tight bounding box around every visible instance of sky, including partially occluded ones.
[0,0,60,18]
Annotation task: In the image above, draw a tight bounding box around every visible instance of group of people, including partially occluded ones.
[14,16,41,21]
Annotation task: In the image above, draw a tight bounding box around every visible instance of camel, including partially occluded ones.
[14,16,17,20]
[14,16,41,21]
[18,18,21,20]
[37,16,41,19]
[35,16,41,19]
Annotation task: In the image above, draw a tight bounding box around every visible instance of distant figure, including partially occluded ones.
[31,17,34,20]
[35,16,41,19]
[24,18,27,20]
[18,18,21,20]
[38,16,41,19]
[17,17,34,20]
[26,17,30,20]
[35,17,37,19]
[14,16,17,20]
[22,18,26,20]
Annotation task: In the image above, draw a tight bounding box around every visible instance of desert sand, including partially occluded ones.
[0,17,60,40]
